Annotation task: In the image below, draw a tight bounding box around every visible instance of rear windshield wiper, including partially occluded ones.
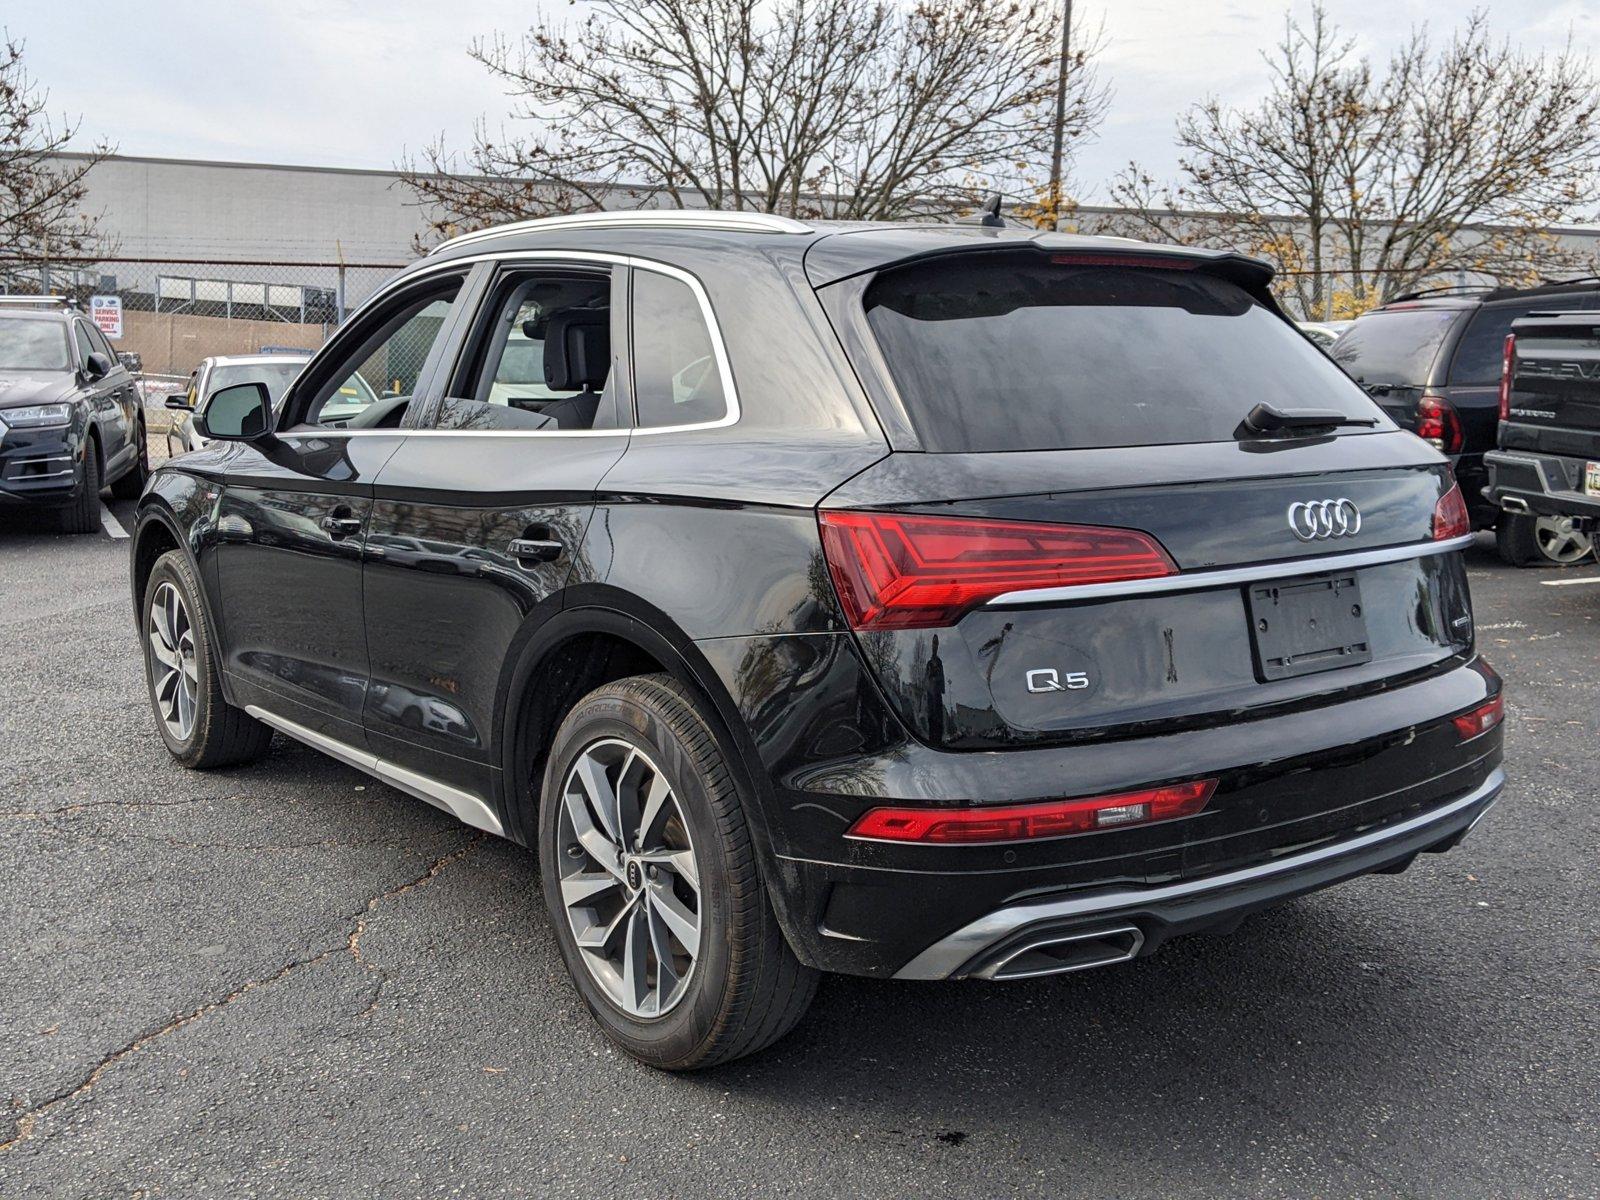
[1242,402,1380,435]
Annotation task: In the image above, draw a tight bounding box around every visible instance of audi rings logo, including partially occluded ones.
[1287,498,1362,541]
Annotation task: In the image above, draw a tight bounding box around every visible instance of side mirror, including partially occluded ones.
[165,393,194,411]
[83,352,112,381]
[193,381,273,442]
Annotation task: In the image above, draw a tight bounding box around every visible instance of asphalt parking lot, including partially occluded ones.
[1,488,1596,1198]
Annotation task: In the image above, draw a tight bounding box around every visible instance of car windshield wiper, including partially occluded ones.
[1242,402,1380,435]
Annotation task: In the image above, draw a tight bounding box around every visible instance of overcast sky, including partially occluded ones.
[7,0,1595,201]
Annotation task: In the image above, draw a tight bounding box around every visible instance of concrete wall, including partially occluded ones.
[121,309,328,377]
[59,153,431,263]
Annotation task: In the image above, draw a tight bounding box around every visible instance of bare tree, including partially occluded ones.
[0,35,110,277]
[1099,7,1600,317]
[400,0,1107,243]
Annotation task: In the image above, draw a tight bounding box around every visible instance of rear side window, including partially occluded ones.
[1330,308,1462,387]
[1450,296,1600,386]
[632,271,727,428]
[862,252,1381,453]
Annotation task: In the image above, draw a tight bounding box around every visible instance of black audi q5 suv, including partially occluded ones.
[129,211,1504,1069]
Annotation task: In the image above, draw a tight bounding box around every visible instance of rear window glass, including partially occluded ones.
[1330,308,1462,387]
[1450,296,1600,386]
[861,252,1382,452]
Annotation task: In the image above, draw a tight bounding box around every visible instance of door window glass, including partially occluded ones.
[1449,296,1600,386]
[300,278,462,429]
[436,271,614,431]
[632,271,726,428]
[73,322,96,367]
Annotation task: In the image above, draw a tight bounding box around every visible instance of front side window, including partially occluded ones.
[0,320,71,371]
[863,251,1383,453]
[300,278,462,428]
[632,271,726,428]
[436,270,614,431]
[73,322,96,367]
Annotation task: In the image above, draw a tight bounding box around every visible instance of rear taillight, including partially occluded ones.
[1452,695,1503,741]
[1415,393,1464,453]
[1498,333,1517,421]
[1433,482,1471,540]
[818,511,1176,631]
[846,779,1218,844]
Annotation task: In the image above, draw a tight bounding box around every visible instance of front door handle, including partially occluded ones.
[508,536,563,564]
[320,514,363,539]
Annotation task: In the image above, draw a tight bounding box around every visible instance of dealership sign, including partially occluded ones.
[90,294,123,339]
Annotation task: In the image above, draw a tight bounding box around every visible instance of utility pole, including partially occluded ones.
[1046,0,1073,230]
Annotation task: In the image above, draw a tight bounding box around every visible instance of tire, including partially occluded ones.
[57,437,102,534]
[1496,512,1594,567]
[110,417,149,499]
[140,549,274,769]
[539,673,817,1070]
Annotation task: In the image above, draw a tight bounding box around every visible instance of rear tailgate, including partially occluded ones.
[1500,312,1600,461]
[816,245,1472,752]
[823,440,1471,749]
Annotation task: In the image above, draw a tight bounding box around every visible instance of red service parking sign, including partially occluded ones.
[90,294,123,340]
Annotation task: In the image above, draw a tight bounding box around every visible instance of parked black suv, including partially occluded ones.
[0,296,148,531]
[1484,311,1600,544]
[1331,277,1600,564]
[129,213,1504,1069]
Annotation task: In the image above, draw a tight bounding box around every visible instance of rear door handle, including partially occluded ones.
[320,514,363,539]
[508,536,563,564]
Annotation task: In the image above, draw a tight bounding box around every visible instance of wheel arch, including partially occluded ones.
[496,586,779,864]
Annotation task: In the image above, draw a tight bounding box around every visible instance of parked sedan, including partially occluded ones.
[164,354,313,457]
[130,211,1503,1069]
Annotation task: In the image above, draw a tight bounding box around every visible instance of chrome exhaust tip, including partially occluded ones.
[975,923,1146,981]
[1501,497,1532,514]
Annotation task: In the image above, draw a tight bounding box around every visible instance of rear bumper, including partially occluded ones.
[895,766,1502,979]
[1484,450,1600,522]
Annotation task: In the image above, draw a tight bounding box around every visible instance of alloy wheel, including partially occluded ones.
[1534,516,1593,565]
[556,738,702,1018]
[148,581,199,739]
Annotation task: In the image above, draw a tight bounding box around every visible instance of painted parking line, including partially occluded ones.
[1539,575,1600,587]
[99,503,129,540]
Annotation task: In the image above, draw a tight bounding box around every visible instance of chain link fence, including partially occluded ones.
[0,257,406,387]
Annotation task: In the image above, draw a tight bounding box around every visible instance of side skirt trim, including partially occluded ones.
[245,704,505,838]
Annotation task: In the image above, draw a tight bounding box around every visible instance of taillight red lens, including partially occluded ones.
[1416,394,1464,453]
[1433,482,1471,540]
[818,511,1176,631]
[1498,333,1516,421]
[846,780,1218,844]
[1452,695,1503,740]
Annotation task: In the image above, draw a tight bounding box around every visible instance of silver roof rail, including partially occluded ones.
[0,295,79,308]
[428,209,813,255]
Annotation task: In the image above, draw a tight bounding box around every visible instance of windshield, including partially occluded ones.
[0,320,71,371]
[1330,308,1462,387]
[862,252,1384,452]
[208,360,306,406]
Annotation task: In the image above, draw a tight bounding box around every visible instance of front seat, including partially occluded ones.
[539,309,609,429]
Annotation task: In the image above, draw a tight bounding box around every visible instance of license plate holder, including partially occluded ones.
[1585,461,1600,496]
[1247,573,1372,682]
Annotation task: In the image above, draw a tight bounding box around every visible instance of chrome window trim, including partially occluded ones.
[984,534,1477,608]
[280,249,740,439]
